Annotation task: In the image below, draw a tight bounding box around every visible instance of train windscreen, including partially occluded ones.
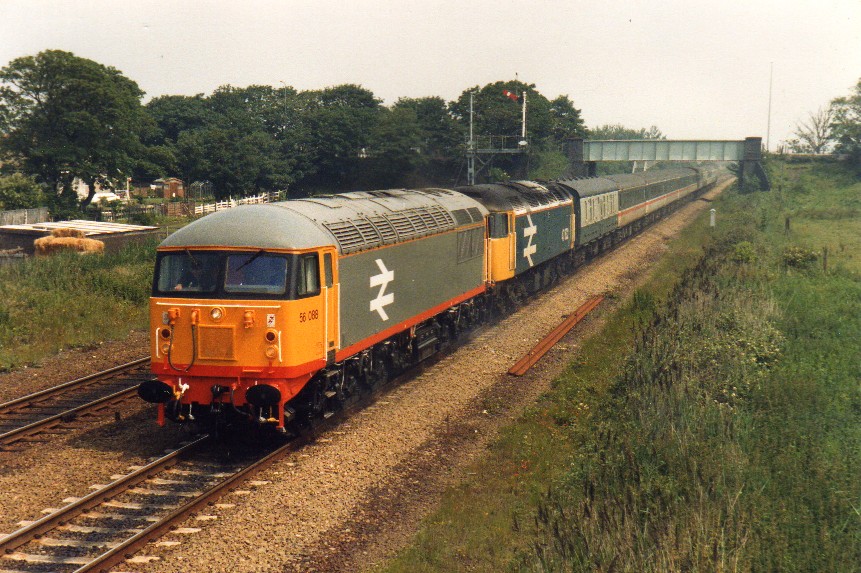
[153,250,293,298]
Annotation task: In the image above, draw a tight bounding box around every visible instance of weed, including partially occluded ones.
[782,245,818,269]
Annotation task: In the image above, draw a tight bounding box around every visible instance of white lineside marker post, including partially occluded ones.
[710,208,716,227]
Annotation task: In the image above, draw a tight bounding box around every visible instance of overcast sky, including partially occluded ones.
[2,0,859,149]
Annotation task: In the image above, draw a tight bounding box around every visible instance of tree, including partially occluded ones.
[144,94,213,144]
[589,124,664,140]
[176,127,290,199]
[787,106,833,154]
[390,96,464,184]
[548,95,587,142]
[830,78,861,164]
[393,96,463,160]
[362,106,424,187]
[450,80,553,144]
[0,50,148,207]
[294,84,382,190]
[0,173,43,210]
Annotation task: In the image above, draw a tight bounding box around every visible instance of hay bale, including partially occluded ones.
[34,236,105,256]
[50,228,86,238]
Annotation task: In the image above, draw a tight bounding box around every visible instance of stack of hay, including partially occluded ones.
[34,228,105,256]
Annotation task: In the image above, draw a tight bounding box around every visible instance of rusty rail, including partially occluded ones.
[508,295,604,376]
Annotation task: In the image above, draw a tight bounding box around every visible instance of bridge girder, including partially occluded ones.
[568,136,770,190]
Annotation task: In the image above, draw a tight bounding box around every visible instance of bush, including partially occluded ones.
[0,173,44,209]
[732,240,756,263]
[782,245,818,268]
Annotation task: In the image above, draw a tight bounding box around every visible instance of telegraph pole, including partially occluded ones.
[766,62,773,152]
[467,92,475,185]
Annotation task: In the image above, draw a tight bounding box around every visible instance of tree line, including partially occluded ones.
[1,50,624,212]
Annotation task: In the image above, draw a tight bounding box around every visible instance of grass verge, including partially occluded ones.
[379,162,861,572]
[0,240,157,370]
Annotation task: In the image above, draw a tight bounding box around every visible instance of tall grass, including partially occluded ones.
[520,167,861,571]
[380,162,861,572]
[0,240,157,370]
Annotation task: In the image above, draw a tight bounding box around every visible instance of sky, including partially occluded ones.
[1,0,859,150]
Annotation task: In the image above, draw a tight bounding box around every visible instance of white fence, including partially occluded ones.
[193,192,281,216]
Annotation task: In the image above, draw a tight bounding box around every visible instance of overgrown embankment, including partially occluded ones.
[0,240,156,370]
[381,162,861,572]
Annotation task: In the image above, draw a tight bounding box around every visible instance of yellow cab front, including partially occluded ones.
[141,245,338,430]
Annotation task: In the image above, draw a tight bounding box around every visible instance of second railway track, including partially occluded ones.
[0,397,366,572]
[0,358,153,451]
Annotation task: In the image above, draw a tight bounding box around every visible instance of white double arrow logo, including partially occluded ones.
[523,214,537,267]
[369,258,394,321]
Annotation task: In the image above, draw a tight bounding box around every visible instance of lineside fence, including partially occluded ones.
[0,207,50,226]
[92,191,283,223]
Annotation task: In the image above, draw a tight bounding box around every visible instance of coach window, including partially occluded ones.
[296,253,320,298]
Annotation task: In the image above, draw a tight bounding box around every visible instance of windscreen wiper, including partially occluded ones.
[235,249,267,272]
[185,248,200,268]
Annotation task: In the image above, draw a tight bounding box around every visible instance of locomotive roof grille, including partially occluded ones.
[452,209,472,226]
[324,220,367,251]
[321,204,459,254]
[367,215,398,243]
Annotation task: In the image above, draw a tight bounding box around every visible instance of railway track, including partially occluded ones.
[0,434,255,572]
[0,358,153,450]
[0,381,388,572]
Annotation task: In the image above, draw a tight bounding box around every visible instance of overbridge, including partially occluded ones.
[568,136,769,189]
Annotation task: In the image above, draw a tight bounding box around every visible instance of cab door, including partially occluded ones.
[322,248,339,364]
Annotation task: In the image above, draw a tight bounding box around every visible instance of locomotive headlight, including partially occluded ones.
[264,346,278,359]
[161,342,171,354]
[210,307,224,321]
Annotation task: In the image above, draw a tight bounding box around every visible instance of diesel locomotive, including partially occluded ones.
[138,166,721,431]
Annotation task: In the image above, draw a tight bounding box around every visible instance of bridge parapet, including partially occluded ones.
[569,136,769,190]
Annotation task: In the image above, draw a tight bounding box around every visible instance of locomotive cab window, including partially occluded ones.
[296,253,320,297]
[157,251,221,294]
[487,213,509,238]
[323,253,334,288]
[224,252,288,295]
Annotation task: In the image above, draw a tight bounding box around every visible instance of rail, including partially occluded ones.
[508,295,604,376]
[0,358,151,450]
